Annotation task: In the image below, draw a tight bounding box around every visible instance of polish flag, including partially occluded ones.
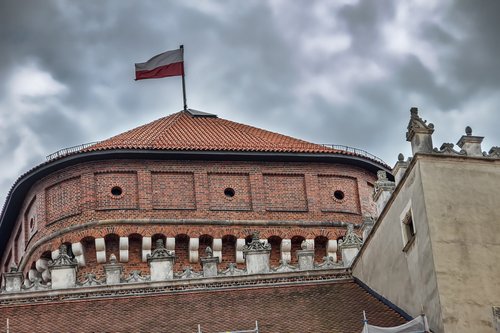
[135,48,184,80]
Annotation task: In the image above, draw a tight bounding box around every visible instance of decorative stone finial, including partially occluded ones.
[373,170,395,198]
[109,253,117,264]
[147,239,175,260]
[48,244,78,268]
[457,127,484,157]
[406,107,435,155]
[487,147,500,158]
[338,224,363,249]
[398,153,404,162]
[205,246,213,258]
[377,170,388,181]
[242,232,271,252]
[9,262,18,273]
[301,240,308,250]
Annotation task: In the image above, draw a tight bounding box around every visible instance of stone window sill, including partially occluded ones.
[402,234,416,253]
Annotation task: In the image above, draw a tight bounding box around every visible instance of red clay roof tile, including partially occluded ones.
[0,280,407,332]
[84,110,343,154]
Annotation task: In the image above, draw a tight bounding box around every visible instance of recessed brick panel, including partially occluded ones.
[208,173,252,211]
[264,174,308,212]
[95,172,138,210]
[318,175,360,214]
[151,172,196,210]
[46,177,81,223]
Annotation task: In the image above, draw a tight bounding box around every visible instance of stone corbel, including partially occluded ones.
[212,238,222,263]
[166,237,176,253]
[72,242,86,267]
[189,238,199,263]
[95,238,106,264]
[280,239,291,263]
[327,240,338,262]
[142,237,152,262]
[236,238,245,263]
[119,237,129,262]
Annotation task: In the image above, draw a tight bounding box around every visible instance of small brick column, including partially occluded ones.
[147,239,175,281]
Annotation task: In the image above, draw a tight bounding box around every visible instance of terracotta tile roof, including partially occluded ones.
[84,110,343,154]
[0,280,406,333]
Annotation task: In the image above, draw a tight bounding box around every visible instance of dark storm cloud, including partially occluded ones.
[1,0,500,206]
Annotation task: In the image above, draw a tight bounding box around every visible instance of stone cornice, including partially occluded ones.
[0,268,352,306]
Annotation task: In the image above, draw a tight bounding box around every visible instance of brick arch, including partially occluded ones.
[104,233,120,263]
[267,235,282,266]
[80,236,97,274]
[259,228,285,239]
[128,233,144,271]
[290,235,306,265]
[198,234,214,268]
[221,234,237,266]
[174,233,190,272]
[314,236,329,263]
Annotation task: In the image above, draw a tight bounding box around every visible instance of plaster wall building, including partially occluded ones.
[353,109,500,333]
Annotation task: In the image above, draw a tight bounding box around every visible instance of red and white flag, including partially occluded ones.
[135,48,184,80]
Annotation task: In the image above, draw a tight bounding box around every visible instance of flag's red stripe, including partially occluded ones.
[135,62,184,80]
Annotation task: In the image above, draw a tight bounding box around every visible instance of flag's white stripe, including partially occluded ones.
[135,49,183,71]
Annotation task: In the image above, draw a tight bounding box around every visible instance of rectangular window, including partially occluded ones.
[401,210,416,252]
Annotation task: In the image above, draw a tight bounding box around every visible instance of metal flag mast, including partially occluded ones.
[180,44,188,110]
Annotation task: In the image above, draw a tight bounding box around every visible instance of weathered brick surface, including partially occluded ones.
[2,159,376,276]
[208,173,252,211]
[263,174,308,211]
[45,176,81,223]
[152,172,196,210]
[0,281,406,333]
[318,175,360,214]
[95,172,138,210]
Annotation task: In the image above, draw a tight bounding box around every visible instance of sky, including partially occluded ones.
[1,0,500,206]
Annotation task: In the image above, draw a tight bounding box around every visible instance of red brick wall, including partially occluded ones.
[208,173,252,211]
[95,172,138,210]
[2,158,378,274]
[263,174,308,211]
[152,172,196,210]
[318,175,361,214]
[45,176,81,223]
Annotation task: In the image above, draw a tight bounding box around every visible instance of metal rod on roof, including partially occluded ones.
[180,45,188,111]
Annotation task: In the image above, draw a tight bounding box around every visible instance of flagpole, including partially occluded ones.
[180,45,187,110]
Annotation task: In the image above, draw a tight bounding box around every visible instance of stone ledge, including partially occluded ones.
[0,268,351,306]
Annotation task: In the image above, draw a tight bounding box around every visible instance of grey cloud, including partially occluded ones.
[1,0,500,205]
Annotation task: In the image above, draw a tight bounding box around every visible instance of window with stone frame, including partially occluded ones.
[401,209,416,252]
[493,306,500,333]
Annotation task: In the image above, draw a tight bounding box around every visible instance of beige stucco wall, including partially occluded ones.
[420,157,500,333]
[353,155,500,333]
[352,160,444,332]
